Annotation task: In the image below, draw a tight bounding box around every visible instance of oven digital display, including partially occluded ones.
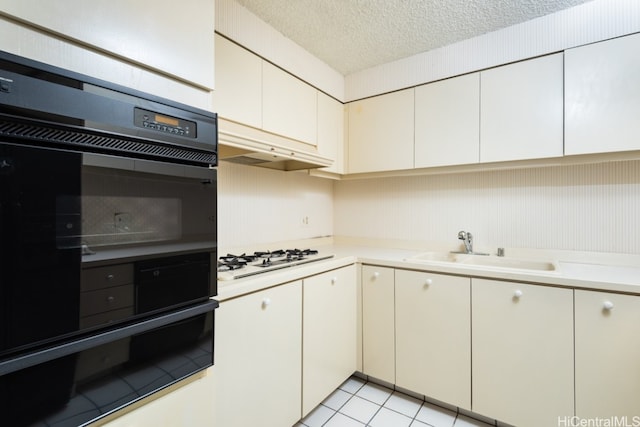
[134,107,196,138]
[154,114,180,127]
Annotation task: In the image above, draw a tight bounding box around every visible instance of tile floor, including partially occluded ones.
[296,376,495,427]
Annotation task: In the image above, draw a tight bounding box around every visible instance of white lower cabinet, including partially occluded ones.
[471,279,574,427]
[302,265,357,416]
[361,265,395,383]
[395,270,471,410]
[212,281,302,427]
[575,290,640,419]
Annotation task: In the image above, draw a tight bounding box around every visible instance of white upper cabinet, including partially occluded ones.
[213,34,262,128]
[263,61,318,146]
[0,0,215,90]
[415,73,480,168]
[317,92,345,174]
[348,88,415,174]
[565,33,640,155]
[480,53,564,163]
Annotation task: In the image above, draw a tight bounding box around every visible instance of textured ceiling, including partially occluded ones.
[235,0,595,75]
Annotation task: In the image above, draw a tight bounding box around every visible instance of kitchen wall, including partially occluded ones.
[217,161,334,251]
[334,160,640,254]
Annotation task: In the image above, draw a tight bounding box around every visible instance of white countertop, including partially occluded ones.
[216,238,640,300]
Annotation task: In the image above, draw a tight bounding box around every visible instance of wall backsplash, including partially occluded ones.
[334,160,640,254]
[218,159,640,254]
[217,161,334,251]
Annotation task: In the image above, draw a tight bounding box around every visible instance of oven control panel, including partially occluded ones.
[134,107,196,138]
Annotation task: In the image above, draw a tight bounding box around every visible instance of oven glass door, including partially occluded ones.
[0,142,82,356]
[0,300,216,427]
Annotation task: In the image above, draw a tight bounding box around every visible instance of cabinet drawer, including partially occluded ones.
[80,306,135,329]
[81,264,133,291]
[80,284,134,317]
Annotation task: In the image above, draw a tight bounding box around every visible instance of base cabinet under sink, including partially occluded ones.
[471,279,574,427]
[395,270,471,410]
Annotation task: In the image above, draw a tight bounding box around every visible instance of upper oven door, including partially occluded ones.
[0,143,82,357]
[80,153,217,254]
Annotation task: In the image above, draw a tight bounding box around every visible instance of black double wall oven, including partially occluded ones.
[0,51,218,426]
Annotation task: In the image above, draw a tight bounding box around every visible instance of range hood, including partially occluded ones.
[217,118,332,171]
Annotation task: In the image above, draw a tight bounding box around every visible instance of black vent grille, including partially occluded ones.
[0,119,216,166]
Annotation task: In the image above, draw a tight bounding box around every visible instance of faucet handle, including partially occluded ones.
[457,230,467,240]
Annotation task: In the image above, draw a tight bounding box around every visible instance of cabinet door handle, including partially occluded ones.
[603,300,614,310]
[513,289,523,299]
[331,277,338,285]
[262,297,272,308]
[372,272,380,280]
[106,274,115,281]
[106,296,115,303]
[424,278,433,286]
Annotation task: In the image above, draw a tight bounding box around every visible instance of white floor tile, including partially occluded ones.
[410,420,432,427]
[301,404,335,427]
[415,402,457,427]
[454,414,495,427]
[369,407,413,427]
[323,389,352,410]
[339,395,380,424]
[355,382,392,405]
[324,412,365,427]
[339,376,366,394]
[383,391,422,418]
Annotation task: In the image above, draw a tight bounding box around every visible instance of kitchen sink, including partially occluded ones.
[405,251,559,272]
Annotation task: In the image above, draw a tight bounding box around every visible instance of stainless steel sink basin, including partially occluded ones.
[405,251,559,272]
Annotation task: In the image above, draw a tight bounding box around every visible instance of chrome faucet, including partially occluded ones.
[458,230,473,254]
[455,231,489,256]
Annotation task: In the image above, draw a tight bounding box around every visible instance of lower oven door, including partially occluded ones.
[0,299,218,427]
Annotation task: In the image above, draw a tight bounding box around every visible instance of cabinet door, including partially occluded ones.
[565,33,640,155]
[302,265,357,416]
[213,34,262,129]
[0,0,214,90]
[262,62,318,145]
[415,73,480,168]
[348,88,414,173]
[395,270,471,410]
[472,279,573,427]
[361,265,395,383]
[575,290,640,419]
[317,92,345,174]
[480,53,563,163]
[213,281,302,427]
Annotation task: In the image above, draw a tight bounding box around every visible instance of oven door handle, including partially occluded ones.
[0,299,219,376]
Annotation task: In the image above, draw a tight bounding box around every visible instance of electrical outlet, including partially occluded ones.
[302,216,310,227]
